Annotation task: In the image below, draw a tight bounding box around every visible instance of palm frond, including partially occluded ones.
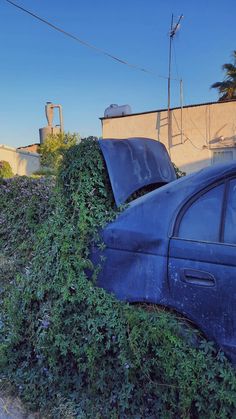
[222,63,236,76]
[211,50,236,101]
[211,82,222,88]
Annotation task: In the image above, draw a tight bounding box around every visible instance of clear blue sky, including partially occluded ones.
[0,0,235,147]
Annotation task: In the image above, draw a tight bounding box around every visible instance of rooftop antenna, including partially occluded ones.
[167,13,183,151]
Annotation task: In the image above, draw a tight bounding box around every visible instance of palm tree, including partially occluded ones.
[211,50,236,101]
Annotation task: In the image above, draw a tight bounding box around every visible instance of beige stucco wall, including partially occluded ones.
[102,101,236,173]
[0,145,40,175]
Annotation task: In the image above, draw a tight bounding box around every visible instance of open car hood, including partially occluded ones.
[99,138,176,206]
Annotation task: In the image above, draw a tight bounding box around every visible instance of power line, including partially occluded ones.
[5,0,174,80]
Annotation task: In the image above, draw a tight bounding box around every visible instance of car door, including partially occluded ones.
[168,178,236,360]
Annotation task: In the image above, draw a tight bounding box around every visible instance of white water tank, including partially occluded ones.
[104,104,132,118]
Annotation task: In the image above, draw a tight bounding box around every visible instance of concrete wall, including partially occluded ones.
[101,100,236,173]
[0,145,40,176]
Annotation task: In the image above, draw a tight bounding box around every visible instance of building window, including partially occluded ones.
[212,149,234,164]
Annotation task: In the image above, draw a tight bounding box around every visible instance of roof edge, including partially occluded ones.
[0,144,40,157]
[100,99,236,120]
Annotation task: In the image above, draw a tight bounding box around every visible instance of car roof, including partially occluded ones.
[102,161,236,254]
[184,161,236,186]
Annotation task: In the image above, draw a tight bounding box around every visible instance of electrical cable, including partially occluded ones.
[177,70,209,147]
[172,110,203,150]
[183,134,205,150]
[185,107,208,145]
[5,0,174,80]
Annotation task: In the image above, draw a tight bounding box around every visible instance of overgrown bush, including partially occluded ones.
[39,132,80,171]
[32,167,55,177]
[0,176,54,285]
[0,160,13,178]
[1,138,236,418]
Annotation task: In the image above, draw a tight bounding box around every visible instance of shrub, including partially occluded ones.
[0,161,13,178]
[173,162,186,178]
[32,167,55,177]
[39,132,80,171]
[1,138,236,418]
[0,176,54,285]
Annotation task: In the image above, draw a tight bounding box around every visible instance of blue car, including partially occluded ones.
[94,138,236,362]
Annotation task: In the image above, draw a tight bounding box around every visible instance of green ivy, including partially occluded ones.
[172,162,186,178]
[0,137,236,418]
[0,176,54,288]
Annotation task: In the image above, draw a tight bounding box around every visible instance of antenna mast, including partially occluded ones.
[167,13,183,152]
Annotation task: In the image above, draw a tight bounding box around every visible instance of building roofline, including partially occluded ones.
[0,144,40,157]
[100,99,236,120]
[17,143,40,149]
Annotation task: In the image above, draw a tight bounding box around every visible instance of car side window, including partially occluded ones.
[178,184,224,242]
[224,179,236,245]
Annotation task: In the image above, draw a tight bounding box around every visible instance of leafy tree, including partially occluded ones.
[0,161,13,178]
[39,132,80,171]
[211,50,236,101]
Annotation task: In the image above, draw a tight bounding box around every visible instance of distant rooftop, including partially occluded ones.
[17,143,40,154]
[17,143,40,149]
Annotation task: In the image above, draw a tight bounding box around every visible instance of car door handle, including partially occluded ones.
[181,269,216,286]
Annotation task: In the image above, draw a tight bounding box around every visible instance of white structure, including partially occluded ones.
[104,104,132,118]
[0,145,40,176]
[39,102,64,144]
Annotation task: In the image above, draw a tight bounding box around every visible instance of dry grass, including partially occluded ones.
[0,392,37,418]
[0,381,39,419]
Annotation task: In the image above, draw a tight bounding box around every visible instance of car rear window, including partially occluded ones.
[178,184,224,242]
[224,179,236,245]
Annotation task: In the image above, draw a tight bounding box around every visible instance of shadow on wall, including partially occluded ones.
[213,124,228,140]
[16,151,40,176]
[209,135,236,148]
[16,157,27,176]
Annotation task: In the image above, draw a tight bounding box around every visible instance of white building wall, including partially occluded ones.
[0,145,40,176]
[101,101,236,173]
